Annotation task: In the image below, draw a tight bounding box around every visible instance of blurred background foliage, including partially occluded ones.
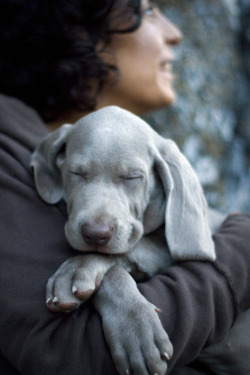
[145,0,250,213]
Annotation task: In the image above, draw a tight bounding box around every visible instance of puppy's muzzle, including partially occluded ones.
[81,222,114,247]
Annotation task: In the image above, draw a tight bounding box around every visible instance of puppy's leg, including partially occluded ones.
[46,230,173,312]
[93,265,173,375]
[46,254,116,312]
[127,229,173,280]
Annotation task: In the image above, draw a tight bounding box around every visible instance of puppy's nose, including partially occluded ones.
[81,223,114,246]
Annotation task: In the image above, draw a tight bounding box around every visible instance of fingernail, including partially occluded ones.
[46,298,52,304]
[72,285,78,294]
[52,297,59,303]
[155,307,163,313]
[163,352,170,360]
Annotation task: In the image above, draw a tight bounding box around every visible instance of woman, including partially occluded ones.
[0,1,249,374]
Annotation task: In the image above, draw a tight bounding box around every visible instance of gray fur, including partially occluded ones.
[31,106,249,375]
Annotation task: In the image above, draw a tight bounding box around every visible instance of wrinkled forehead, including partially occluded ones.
[67,107,155,161]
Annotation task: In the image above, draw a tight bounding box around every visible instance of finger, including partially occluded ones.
[49,270,81,311]
[46,275,55,304]
[110,344,131,375]
[142,345,168,375]
[128,347,149,375]
[72,267,98,301]
[46,276,69,312]
[154,331,173,363]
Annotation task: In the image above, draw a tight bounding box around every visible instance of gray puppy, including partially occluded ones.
[31,106,249,375]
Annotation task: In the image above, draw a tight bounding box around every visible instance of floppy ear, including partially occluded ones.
[155,139,216,261]
[30,124,73,204]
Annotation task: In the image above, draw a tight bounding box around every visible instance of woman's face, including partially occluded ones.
[97,0,182,115]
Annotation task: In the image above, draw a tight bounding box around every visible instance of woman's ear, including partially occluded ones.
[155,139,216,261]
[30,124,73,204]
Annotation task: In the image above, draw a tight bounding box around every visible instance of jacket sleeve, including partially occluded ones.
[0,131,250,375]
[138,213,250,372]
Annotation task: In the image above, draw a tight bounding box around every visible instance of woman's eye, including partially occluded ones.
[143,4,158,17]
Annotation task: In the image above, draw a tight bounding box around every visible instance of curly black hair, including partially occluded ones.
[0,0,142,120]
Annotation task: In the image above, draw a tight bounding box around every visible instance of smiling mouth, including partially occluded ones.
[160,61,173,73]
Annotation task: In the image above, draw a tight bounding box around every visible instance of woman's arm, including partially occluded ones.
[138,213,250,371]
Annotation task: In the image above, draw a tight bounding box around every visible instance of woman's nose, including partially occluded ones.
[159,12,182,46]
[167,22,182,45]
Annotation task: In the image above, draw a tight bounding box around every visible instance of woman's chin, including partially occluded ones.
[160,87,177,106]
[148,91,176,112]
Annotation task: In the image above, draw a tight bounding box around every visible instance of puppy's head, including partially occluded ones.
[31,106,215,260]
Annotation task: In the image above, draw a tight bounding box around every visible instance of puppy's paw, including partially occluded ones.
[102,296,172,375]
[46,254,115,312]
[94,266,173,375]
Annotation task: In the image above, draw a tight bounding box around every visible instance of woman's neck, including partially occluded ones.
[45,109,91,131]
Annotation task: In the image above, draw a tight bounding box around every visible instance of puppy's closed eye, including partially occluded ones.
[120,174,145,189]
[69,170,89,180]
